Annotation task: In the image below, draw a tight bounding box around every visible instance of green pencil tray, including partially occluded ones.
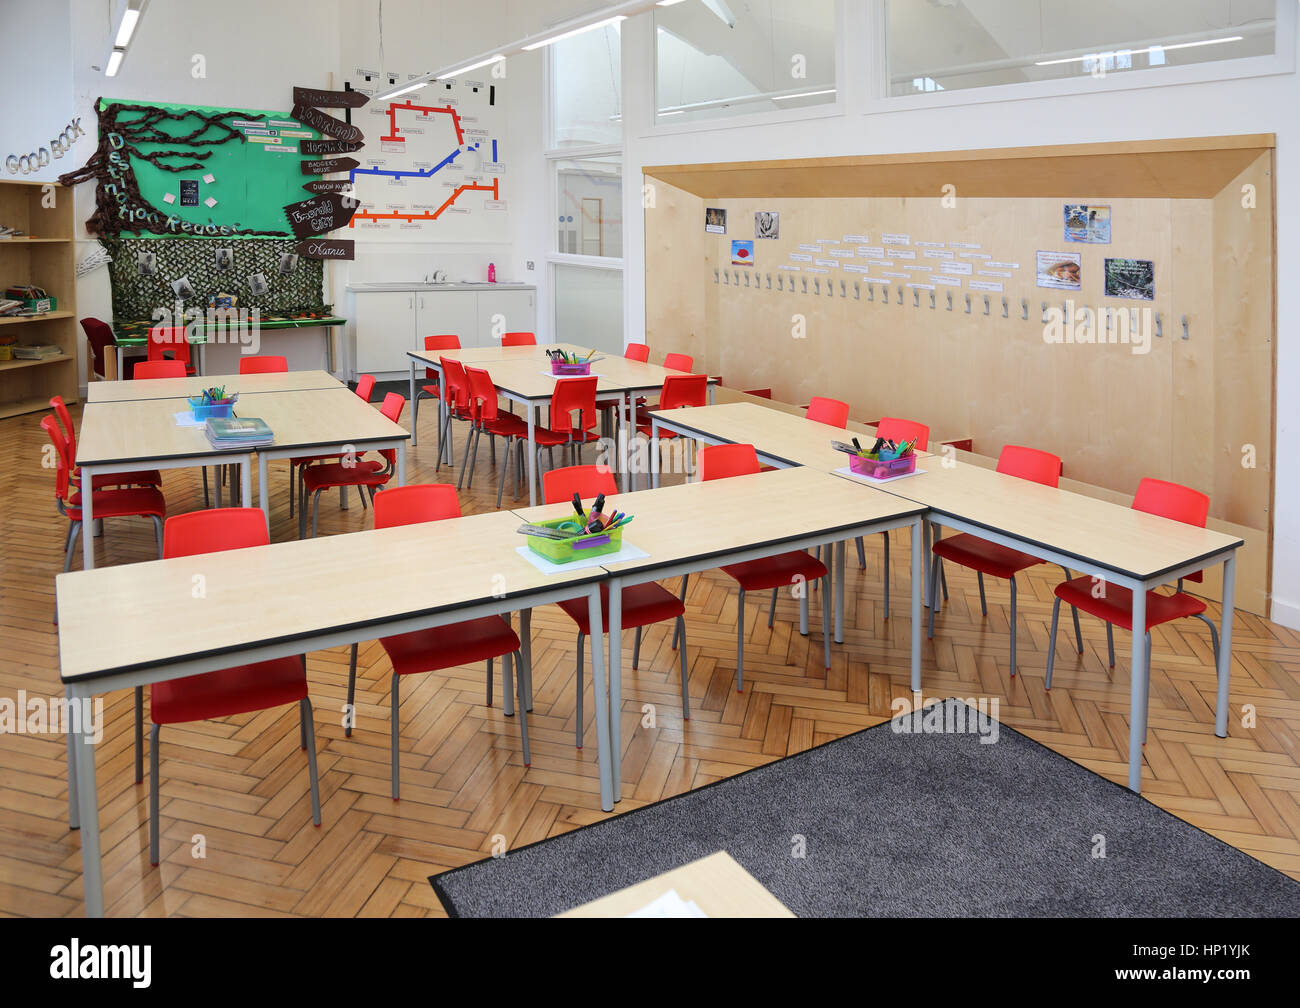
[526,517,623,564]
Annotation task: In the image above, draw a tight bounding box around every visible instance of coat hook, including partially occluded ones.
[827,281,834,297]
[1001,296,1008,318]
[983,295,990,316]
[929,291,936,309]
[854,281,861,300]
[882,285,889,304]
[766,273,772,289]
[840,280,847,298]
[722,271,729,285]
[776,274,783,291]
[1154,311,1162,337]
[801,277,808,293]
[814,278,821,295]
[743,272,750,287]
[1041,301,1048,323]
[946,291,953,311]
[1021,297,1028,320]
[867,282,875,302]
[913,288,920,307]
[964,294,972,314]
[1181,314,1189,340]
[897,285,904,305]
[713,268,719,284]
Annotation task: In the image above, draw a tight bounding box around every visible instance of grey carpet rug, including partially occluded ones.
[430,699,1300,918]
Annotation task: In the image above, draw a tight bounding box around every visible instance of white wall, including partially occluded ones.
[0,0,75,184]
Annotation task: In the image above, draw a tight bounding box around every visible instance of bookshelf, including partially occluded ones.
[0,180,77,419]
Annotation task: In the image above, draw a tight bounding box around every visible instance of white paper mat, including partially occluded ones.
[173,411,204,427]
[834,465,927,485]
[539,370,603,380]
[628,889,707,918]
[515,542,649,575]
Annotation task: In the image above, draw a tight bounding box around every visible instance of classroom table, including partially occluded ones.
[514,466,928,802]
[114,317,348,379]
[55,509,614,917]
[559,851,794,918]
[866,459,1243,793]
[74,398,255,570]
[410,346,717,505]
[88,369,343,403]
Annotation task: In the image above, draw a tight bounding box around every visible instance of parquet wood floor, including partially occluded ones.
[2,397,1298,917]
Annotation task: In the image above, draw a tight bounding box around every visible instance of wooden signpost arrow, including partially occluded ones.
[303,179,355,194]
[293,86,370,109]
[290,104,364,143]
[301,138,363,156]
[296,238,355,260]
[283,193,358,239]
[301,156,361,175]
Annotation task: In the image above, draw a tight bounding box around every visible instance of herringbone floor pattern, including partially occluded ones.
[2,398,1299,917]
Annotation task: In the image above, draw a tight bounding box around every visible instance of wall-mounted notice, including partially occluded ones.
[886,249,916,260]
[906,282,936,290]
[949,241,981,249]
[843,264,870,273]
[805,267,830,274]
[731,239,754,265]
[754,210,779,239]
[939,260,973,275]
[881,233,910,245]
[915,241,945,248]
[296,238,355,260]
[778,264,800,271]
[933,275,963,286]
[958,252,992,259]
[797,243,821,253]
[844,234,870,243]
[1103,257,1154,300]
[970,279,1004,293]
[987,261,1019,269]
[923,249,954,259]
[1037,250,1082,290]
[816,238,841,244]
[978,270,1012,278]
[814,259,840,268]
[705,207,726,234]
[1065,204,1111,244]
[881,271,907,278]
[857,246,883,258]
[789,253,813,262]
[828,249,855,258]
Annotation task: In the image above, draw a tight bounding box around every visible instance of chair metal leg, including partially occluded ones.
[151,516,163,557]
[1058,566,1083,652]
[821,570,832,670]
[672,574,689,649]
[505,651,531,766]
[768,588,778,628]
[799,579,809,636]
[632,627,642,670]
[927,553,940,639]
[1009,575,1018,677]
[390,673,401,801]
[64,522,81,572]
[676,616,690,720]
[496,436,511,508]
[575,633,585,749]
[148,723,161,865]
[489,432,496,466]
[456,426,475,490]
[289,464,295,517]
[202,468,210,508]
[882,531,890,620]
[310,490,323,538]
[856,536,866,570]
[940,563,949,601]
[1045,596,1062,689]
[134,686,144,783]
[467,427,482,489]
[1106,623,1116,668]
[485,656,493,708]
[977,572,988,616]
[1191,611,1221,663]
[345,643,358,736]
[300,695,321,827]
[735,588,746,692]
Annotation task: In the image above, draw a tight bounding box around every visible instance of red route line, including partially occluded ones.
[380,99,466,146]
[349,178,499,224]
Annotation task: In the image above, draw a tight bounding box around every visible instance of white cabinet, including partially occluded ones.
[476,289,536,346]
[416,291,480,350]
[353,291,416,373]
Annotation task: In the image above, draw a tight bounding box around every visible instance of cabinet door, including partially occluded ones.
[354,292,416,372]
[476,289,536,346]
[416,291,480,350]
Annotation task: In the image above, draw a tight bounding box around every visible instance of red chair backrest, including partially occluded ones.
[373,484,460,529]
[806,396,849,428]
[550,375,599,433]
[663,352,693,372]
[133,360,187,380]
[1133,477,1211,583]
[440,357,470,412]
[423,335,460,380]
[163,509,269,559]
[543,464,618,505]
[697,443,761,482]
[997,445,1062,488]
[743,388,773,399]
[49,395,77,461]
[624,342,649,362]
[463,365,503,423]
[147,326,193,369]
[659,374,708,411]
[502,332,536,347]
[355,374,376,402]
[876,417,929,452]
[80,317,115,379]
[374,392,406,466]
[239,355,288,374]
[41,415,74,503]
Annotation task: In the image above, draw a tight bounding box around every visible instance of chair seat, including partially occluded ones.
[78,469,163,490]
[301,459,388,493]
[420,383,441,398]
[556,582,685,635]
[721,551,827,592]
[380,616,520,676]
[151,656,307,724]
[636,421,683,440]
[291,452,340,467]
[595,398,621,411]
[479,413,529,438]
[67,485,166,522]
[933,533,1043,580]
[1054,576,1207,632]
[533,426,600,448]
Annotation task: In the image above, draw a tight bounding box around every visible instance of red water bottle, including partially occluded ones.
[488,262,496,283]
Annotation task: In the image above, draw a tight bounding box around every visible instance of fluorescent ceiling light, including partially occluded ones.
[656,0,688,5]
[105,49,125,77]
[701,0,737,27]
[1035,35,1242,66]
[522,15,626,51]
[386,80,429,98]
[772,88,836,100]
[114,8,140,47]
[435,54,504,79]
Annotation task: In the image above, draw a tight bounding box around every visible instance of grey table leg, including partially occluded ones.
[834,539,846,643]
[526,407,537,507]
[258,454,271,527]
[81,466,96,570]
[439,368,451,464]
[408,360,418,447]
[1127,586,1148,792]
[619,391,631,493]
[609,580,623,803]
[1216,551,1235,737]
[651,418,661,489]
[519,608,534,710]
[910,516,923,693]
[241,456,252,507]
[396,442,407,485]
[71,699,103,916]
[922,517,932,608]
[585,586,614,811]
[66,719,79,829]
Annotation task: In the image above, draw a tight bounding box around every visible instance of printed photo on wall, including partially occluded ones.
[135,251,157,276]
[1036,250,1082,290]
[247,272,270,297]
[214,247,233,271]
[170,276,196,299]
[278,252,299,275]
[1064,204,1111,244]
[731,239,754,266]
[754,210,780,239]
[1104,258,1155,301]
[705,208,727,234]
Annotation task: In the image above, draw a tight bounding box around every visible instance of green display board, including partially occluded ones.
[99,98,322,238]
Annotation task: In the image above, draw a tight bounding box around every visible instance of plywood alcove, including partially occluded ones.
[644,136,1276,615]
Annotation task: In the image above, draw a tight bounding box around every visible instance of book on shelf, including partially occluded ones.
[204,416,274,449]
[12,343,63,359]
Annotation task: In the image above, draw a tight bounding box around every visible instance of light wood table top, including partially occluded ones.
[87,370,343,403]
[236,386,409,452]
[56,510,602,683]
[872,459,1243,581]
[559,851,794,918]
[76,398,232,467]
[408,343,591,366]
[649,401,908,472]
[514,466,924,579]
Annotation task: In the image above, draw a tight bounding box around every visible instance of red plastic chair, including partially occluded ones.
[412,335,461,434]
[355,374,376,402]
[806,396,850,428]
[435,357,475,473]
[501,332,536,347]
[596,342,651,435]
[624,342,650,362]
[49,396,161,491]
[458,365,530,506]
[530,376,601,487]
[288,375,379,517]
[238,354,288,374]
[636,374,708,489]
[146,508,320,864]
[543,465,690,747]
[80,317,124,380]
[147,326,197,375]
[929,445,1081,676]
[299,392,406,537]
[132,360,187,380]
[696,443,832,689]
[344,483,529,798]
[1046,478,1220,689]
[663,352,693,372]
[42,413,165,572]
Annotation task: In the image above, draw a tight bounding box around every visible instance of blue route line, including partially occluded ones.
[349,142,481,184]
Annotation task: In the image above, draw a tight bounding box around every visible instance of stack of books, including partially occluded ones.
[204,416,274,450]
[12,343,62,359]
